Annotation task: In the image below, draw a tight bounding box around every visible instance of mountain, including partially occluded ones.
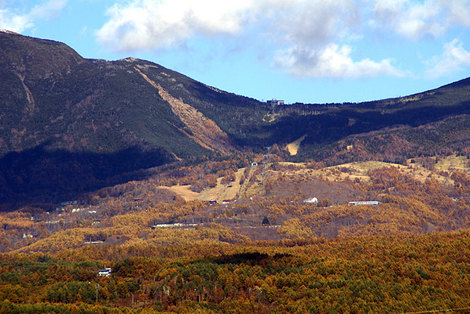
[0,31,263,158]
[0,31,266,208]
[253,77,470,164]
[1,31,469,209]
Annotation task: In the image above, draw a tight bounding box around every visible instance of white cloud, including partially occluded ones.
[425,39,470,78]
[266,0,358,47]
[445,0,470,27]
[373,0,444,39]
[0,0,67,33]
[96,0,357,51]
[30,0,67,20]
[273,44,404,78]
[372,0,470,40]
[0,9,31,33]
[96,0,255,51]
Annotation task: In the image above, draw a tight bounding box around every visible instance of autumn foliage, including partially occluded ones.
[0,154,469,312]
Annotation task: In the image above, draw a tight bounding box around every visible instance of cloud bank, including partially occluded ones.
[3,0,469,80]
[97,0,400,78]
[95,0,470,79]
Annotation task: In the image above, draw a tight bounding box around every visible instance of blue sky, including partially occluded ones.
[1,0,470,104]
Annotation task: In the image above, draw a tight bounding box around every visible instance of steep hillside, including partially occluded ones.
[0,32,250,158]
[0,32,262,208]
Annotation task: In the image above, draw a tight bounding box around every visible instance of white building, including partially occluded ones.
[267,99,285,106]
[98,268,112,277]
[303,197,318,204]
[348,201,379,206]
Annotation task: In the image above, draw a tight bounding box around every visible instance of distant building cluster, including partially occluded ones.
[267,99,285,106]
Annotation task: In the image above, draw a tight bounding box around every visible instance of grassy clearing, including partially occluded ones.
[160,156,469,202]
[435,155,469,172]
[160,168,245,202]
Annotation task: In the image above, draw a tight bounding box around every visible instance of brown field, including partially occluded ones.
[160,168,245,202]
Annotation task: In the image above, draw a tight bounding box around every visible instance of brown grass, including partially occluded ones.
[160,168,246,202]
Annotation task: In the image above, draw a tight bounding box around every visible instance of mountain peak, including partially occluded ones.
[0,30,83,81]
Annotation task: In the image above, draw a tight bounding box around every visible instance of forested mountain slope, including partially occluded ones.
[0,31,261,208]
[1,31,469,209]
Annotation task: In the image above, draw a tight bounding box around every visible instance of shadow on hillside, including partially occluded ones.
[0,144,174,211]
[236,100,470,148]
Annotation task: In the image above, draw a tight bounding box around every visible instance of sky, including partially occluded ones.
[1,0,470,104]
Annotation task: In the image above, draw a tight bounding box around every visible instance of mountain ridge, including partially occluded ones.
[0,31,469,209]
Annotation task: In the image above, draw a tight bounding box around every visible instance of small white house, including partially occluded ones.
[98,268,112,277]
[303,197,318,204]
